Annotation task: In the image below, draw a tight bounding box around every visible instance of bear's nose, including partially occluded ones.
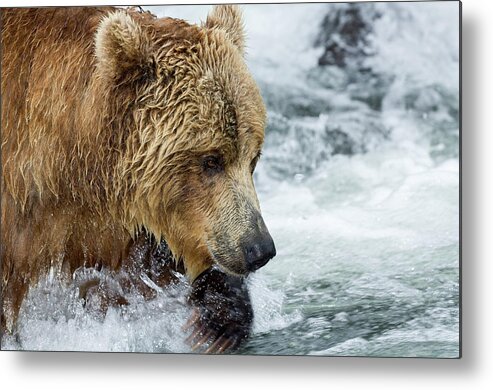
[243,235,276,272]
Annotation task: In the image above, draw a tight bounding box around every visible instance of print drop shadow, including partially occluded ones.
[8,5,476,379]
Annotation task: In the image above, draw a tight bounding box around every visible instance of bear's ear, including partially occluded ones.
[95,11,154,83]
[205,5,245,54]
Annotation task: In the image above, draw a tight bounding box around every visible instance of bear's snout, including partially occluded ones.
[242,233,276,272]
[208,207,276,276]
[240,209,276,272]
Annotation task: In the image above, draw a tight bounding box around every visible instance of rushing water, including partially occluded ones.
[2,3,460,357]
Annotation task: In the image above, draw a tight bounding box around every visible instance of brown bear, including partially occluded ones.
[1,5,276,353]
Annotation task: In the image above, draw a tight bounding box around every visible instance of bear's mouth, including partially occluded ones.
[207,244,249,277]
[146,235,249,278]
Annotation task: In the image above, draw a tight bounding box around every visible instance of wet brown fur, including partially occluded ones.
[1,6,266,333]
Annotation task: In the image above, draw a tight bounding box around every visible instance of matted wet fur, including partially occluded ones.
[1,5,275,352]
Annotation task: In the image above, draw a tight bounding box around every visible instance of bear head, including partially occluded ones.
[94,5,276,279]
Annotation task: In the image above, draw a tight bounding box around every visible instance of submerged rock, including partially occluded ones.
[262,111,389,179]
[314,3,381,68]
[258,81,333,119]
[312,3,392,113]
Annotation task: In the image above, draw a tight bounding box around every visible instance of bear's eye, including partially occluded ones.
[250,152,262,174]
[202,155,224,175]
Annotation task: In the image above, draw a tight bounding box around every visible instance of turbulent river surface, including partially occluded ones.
[3,2,460,357]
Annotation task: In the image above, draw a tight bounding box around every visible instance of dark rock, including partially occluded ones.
[322,128,355,156]
[315,4,381,69]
